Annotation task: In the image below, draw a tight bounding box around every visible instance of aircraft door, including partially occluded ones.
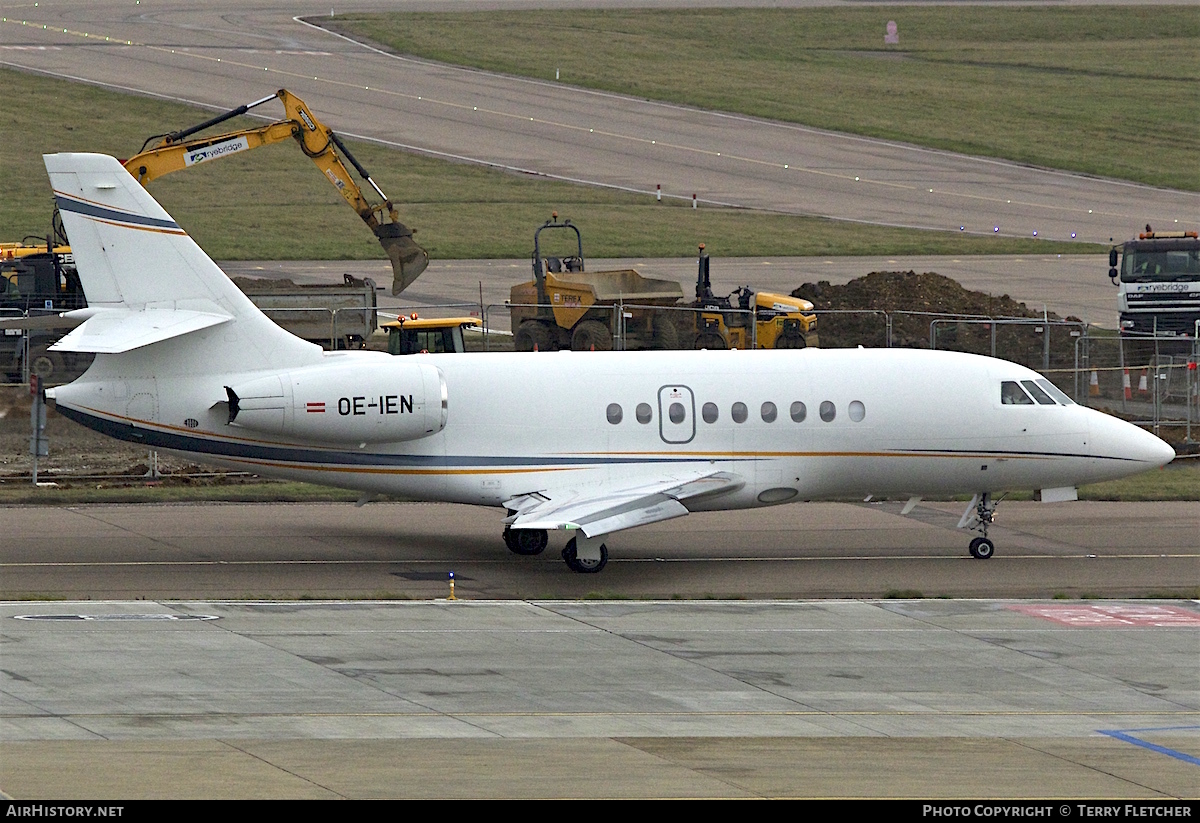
[658,385,695,444]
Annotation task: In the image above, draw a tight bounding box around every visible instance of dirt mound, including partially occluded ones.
[795,271,1058,319]
[794,271,1081,367]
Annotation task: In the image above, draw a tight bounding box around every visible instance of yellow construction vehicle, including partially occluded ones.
[383,315,482,354]
[122,89,428,295]
[509,215,684,351]
[689,244,818,349]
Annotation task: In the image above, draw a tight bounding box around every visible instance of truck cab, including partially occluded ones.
[1110,229,1200,336]
[384,316,481,354]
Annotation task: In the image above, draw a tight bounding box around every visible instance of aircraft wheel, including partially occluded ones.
[505,527,547,556]
[571,320,613,351]
[562,537,608,573]
[969,537,995,560]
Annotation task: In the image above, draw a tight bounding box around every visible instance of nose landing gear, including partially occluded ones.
[959,493,999,559]
[969,536,995,559]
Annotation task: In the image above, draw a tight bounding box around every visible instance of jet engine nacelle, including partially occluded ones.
[226,359,446,444]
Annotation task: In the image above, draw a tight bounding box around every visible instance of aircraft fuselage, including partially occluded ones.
[51,346,1171,509]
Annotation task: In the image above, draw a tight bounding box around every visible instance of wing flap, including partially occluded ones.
[506,470,744,538]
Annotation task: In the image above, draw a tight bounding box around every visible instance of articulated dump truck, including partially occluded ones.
[509,216,683,351]
[508,216,817,351]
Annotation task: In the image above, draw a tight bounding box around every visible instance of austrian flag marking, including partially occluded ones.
[306,401,326,414]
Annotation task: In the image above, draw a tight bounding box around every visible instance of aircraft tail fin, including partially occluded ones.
[43,153,315,365]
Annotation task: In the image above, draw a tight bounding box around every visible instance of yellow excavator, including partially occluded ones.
[121,89,428,294]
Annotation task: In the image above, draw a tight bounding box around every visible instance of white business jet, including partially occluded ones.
[43,154,1174,573]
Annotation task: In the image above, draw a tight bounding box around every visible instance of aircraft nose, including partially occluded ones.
[1091,413,1176,468]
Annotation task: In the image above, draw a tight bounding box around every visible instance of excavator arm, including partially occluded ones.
[122,89,428,295]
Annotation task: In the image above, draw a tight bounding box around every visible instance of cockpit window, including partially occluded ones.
[1034,378,1074,405]
[1021,380,1056,405]
[1001,381,1034,405]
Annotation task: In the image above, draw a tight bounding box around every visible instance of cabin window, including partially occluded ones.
[636,402,653,423]
[1001,381,1034,405]
[702,402,719,423]
[849,400,866,422]
[606,403,623,424]
[1035,378,1074,405]
[790,401,807,422]
[761,401,777,422]
[1022,380,1056,405]
[732,402,748,423]
[819,401,836,422]
[669,402,686,424]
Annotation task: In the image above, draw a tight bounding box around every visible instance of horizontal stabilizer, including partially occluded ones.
[49,308,232,353]
[506,470,744,538]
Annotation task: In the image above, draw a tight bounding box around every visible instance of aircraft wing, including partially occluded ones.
[505,470,745,538]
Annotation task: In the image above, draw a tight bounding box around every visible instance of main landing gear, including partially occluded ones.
[503,528,609,573]
[562,536,608,574]
[503,527,547,556]
[960,493,999,559]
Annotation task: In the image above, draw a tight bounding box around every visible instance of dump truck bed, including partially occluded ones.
[548,269,684,304]
[233,276,377,347]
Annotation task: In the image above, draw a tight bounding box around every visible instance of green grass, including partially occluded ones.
[2,67,1095,260]
[329,5,1200,192]
[1078,458,1200,501]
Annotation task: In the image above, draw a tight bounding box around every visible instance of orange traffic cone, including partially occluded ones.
[1123,369,1133,400]
[1137,368,1149,396]
[1089,369,1100,396]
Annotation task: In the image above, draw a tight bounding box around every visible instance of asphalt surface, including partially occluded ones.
[3,500,1198,601]
[1,0,1197,801]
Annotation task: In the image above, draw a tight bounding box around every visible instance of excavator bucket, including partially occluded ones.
[375,222,429,295]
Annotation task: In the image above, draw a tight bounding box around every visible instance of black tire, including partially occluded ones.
[774,332,806,349]
[505,528,547,556]
[969,537,995,560]
[562,537,608,573]
[571,319,613,351]
[694,332,726,350]
[650,317,680,350]
[28,347,65,382]
[514,321,557,352]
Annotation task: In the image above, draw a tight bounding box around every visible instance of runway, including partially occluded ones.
[3,499,1197,601]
